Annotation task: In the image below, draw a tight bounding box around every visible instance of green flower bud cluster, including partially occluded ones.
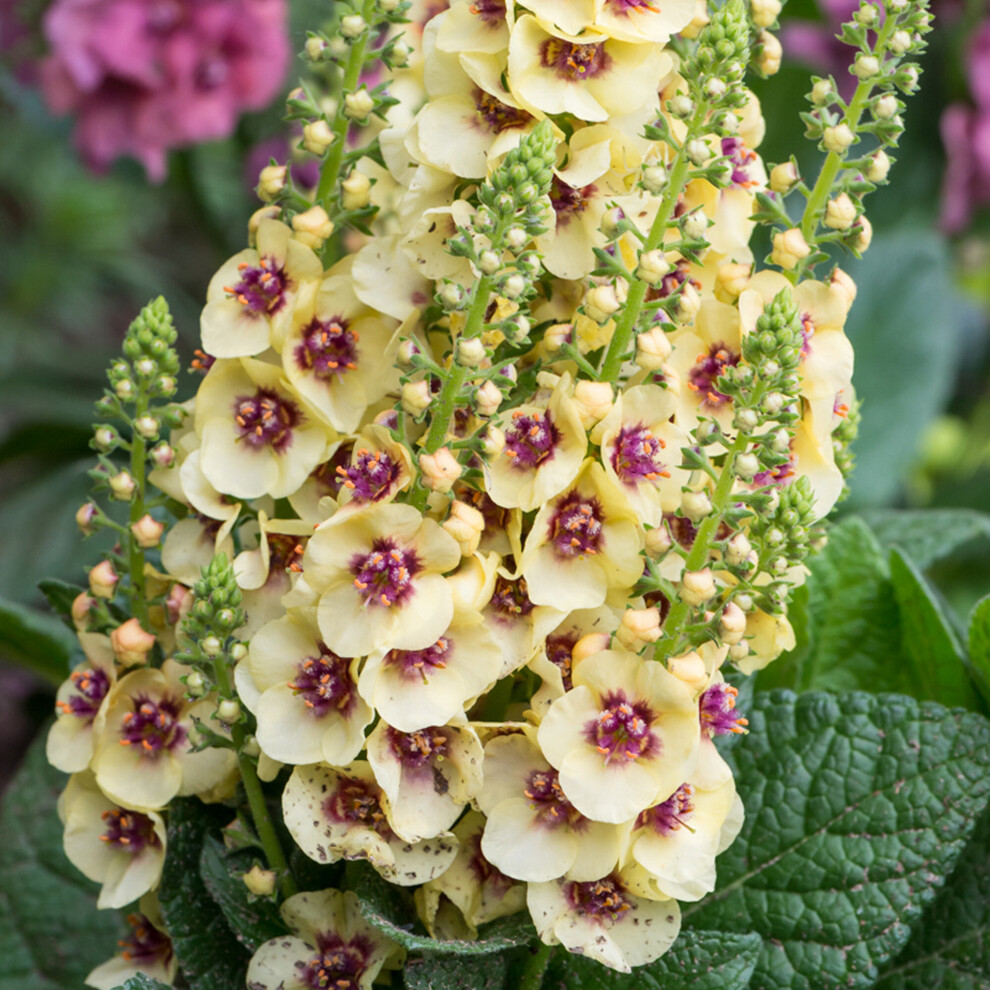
[832,397,861,502]
[688,0,750,90]
[105,296,180,404]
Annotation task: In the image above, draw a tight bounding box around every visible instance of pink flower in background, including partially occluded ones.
[38,0,290,181]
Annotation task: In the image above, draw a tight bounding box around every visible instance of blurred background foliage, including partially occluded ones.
[0,0,988,776]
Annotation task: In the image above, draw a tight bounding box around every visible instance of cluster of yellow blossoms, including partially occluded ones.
[49,0,868,983]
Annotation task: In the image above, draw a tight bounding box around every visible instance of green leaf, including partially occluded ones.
[403,952,516,990]
[0,732,123,990]
[0,595,74,684]
[545,930,762,989]
[874,807,990,989]
[860,509,990,570]
[159,800,250,990]
[685,691,990,990]
[38,578,86,619]
[351,863,535,956]
[109,977,173,990]
[889,548,982,711]
[198,834,287,953]
[969,596,990,703]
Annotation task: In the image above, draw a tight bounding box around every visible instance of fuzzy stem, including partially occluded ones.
[518,942,553,990]
[126,393,149,627]
[597,98,711,382]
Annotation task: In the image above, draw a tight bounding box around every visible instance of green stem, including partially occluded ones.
[597,99,710,383]
[212,648,297,897]
[654,430,750,662]
[127,391,149,627]
[316,1,374,208]
[799,11,898,244]
[518,942,553,990]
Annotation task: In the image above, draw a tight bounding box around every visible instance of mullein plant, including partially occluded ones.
[48,0,932,984]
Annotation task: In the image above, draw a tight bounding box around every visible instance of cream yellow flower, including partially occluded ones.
[85,897,176,990]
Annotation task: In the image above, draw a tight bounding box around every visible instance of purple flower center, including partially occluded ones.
[586,691,658,764]
[545,632,577,690]
[295,316,360,380]
[119,913,173,967]
[524,768,582,829]
[224,257,290,316]
[469,0,506,26]
[612,424,668,484]
[490,574,536,620]
[503,410,561,470]
[120,696,184,755]
[637,783,695,835]
[100,808,160,853]
[57,666,110,721]
[336,448,400,502]
[288,647,356,718]
[566,876,632,922]
[699,682,748,736]
[800,313,815,356]
[548,492,604,559]
[752,457,795,489]
[233,388,301,452]
[687,342,739,408]
[475,88,532,134]
[608,0,659,11]
[467,829,516,894]
[540,38,611,82]
[299,934,370,990]
[388,725,449,769]
[384,635,454,681]
[350,537,422,608]
[326,777,393,837]
[550,176,595,230]
[721,136,758,187]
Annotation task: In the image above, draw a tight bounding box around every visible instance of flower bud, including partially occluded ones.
[109,470,137,501]
[340,13,367,37]
[629,326,671,372]
[757,31,782,75]
[131,513,165,548]
[889,29,911,55]
[115,379,135,400]
[442,500,485,555]
[635,249,670,285]
[681,210,709,240]
[850,216,873,253]
[391,39,412,66]
[344,89,375,121]
[505,226,528,250]
[302,119,336,156]
[729,641,750,662]
[150,442,176,469]
[644,525,673,559]
[601,207,624,239]
[477,250,501,276]
[573,381,615,429]
[573,632,611,664]
[475,380,502,416]
[543,323,572,353]
[440,282,466,310]
[256,164,287,203]
[242,865,277,898]
[304,36,327,61]
[685,138,710,166]
[771,228,811,270]
[715,262,751,303]
[217,698,242,723]
[248,205,281,243]
[71,591,98,631]
[719,602,748,645]
[419,447,462,493]
[110,618,156,666]
[675,281,701,323]
[725,532,753,567]
[681,489,712,523]
[823,123,855,153]
[617,607,663,651]
[750,0,781,28]
[641,163,669,194]
[667,93,694,119]
[76,503,98,535]
[898,65,920,93]
[482,425,505,456]
[667,650,707,690]
[769,161,799,194]
[873,94,898,120]
[134,415,159,440]
[734,451,760,480]
[864,149,891,183]
[830,267,857,309]
[341,170,372,210]
[855,2,877,25]
[851,54,880,79]
[292,205,335,248]
[681,568,716,606]
[585,285,621,324]
[456,335,488,368]
[824,192,857,230]
[501,273,526,300]
[811,79,834,105]
[397,339,420,368]
[401,380,432,416]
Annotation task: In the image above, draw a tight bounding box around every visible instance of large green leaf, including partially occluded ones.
[545,930,761,989]
[159,800,250,990]
[0,733,123,990]
[685,691,990,990]
[861,509,990,570]
[969,595,990,704]
[889,548,981,710]
[0,595,75,684]
[109,977,173,990]
[403,952,517,990]
[874,807,990,989]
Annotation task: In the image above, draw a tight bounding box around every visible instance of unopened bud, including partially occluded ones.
[76,503,98,535]
[344,88,375,121]
[442,500,485,556]
[440,282,466,310]
[302,119,336,156]
[729,640,750,662]
[641,163,669,194]
[681,210,709,240]
[685,138,710,167]
[719,602,747,645]
[134,415,159,440]
[573,632,611,663]
[419,447,462,493]
[636,249,670,285]
[401,380,432,416]
[242,865,277,898]
[472,380,500,417]
[256,164,287,203]
[750,0,782,28]
[230,642,248,662]
[681,490,712,523]
[109,470,137,501]
[617,607,663,651]
[734,451,760,480]
[217,698,242,723]
[715,262,751,302]
[248,205,281,243]
[811,78,834,106]
[873,94,898,120]
[645,525,673,559]
[543,323,572,353]
[667,650,707,690]
[150,442,176,469]
[505,226,528,250]
[889,29,911,55]
[477,250,501,276]
[769,161,799,194]
[304,36,327,61]
[635,326,673,371]
[456,336,488,367]
[830,267,857,308]
[823,123,855,153]
[585,285,621,324]
[397,339,420,368]
[681,568,716,606]
[854,2,877,26]
[292,205,334,248]
[725,532,753,567]
[482,425,505,456]
[757,31,782,75]
[771,228,811,270]
[202,635,223,658]
[111,618,156,666]
[184,671,206,696]
[824,193,857,231]
[864,149,891,183]
[71,591,98,630]
[573,381,614,429]
[131,513,165,548]
[340,13,367,37]
[851,54,880,79]
[676,281,701,323]
[501,273,526,300]
[850,215,873,253]
[341,170,372,210]
[667,94,694,119]
[390,39,412,66]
